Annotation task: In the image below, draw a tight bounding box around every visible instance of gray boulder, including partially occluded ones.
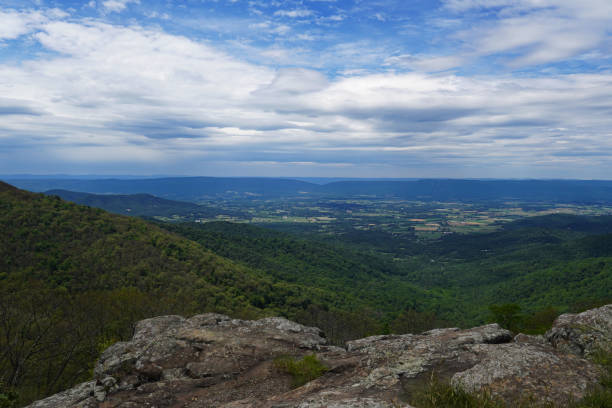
[25,381,96,408]
[546,304,612,358]
[452,342,599,406]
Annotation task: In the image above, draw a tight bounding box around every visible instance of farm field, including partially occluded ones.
[189,198,612,240]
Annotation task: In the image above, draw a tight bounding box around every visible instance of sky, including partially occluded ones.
[0,0,611,178]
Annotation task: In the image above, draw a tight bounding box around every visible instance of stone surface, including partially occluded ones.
[452,342,599,406]
[546,304,612,358]
[27,306,611,408]
[26,381,96,408]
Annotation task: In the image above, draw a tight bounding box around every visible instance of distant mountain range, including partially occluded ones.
[7,177,314,201]
[44,189,223,218]
[5,177,612,203]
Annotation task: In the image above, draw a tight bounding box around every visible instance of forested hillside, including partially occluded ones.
[0,182,371,405]
[160,217,612,328]
[159,216,612,324]
[44,189,221,218]
[386,215,612,324]
[158,221,443,332]
[2,182,284,309]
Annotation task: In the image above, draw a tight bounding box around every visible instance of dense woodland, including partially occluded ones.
[1,181,611,406]
[159,215,612,326]
[0,183,330,404]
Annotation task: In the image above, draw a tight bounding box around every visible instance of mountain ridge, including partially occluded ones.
[43,189,221,218]
[6,177,612,202]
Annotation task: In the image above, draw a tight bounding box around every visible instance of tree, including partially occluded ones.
[390,309,441,334]
[488,303,523,333]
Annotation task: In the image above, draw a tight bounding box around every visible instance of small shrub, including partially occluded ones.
[522,307,560,335]
[410,376,507,408]
[590,349,612,369]
[574,389,612,408]
[572,350,612,408]
[97,336,120,354]
[273,354,328,388]
[489,303,523,333]
[0,383,18,408]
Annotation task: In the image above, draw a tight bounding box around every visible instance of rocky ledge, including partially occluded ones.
[28,305,612,408]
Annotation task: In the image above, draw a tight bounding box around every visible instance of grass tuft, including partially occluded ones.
[572,349,612,408]
[409,366,612,408]
[273,354,328,388]
[410,375,507,408]
[0,382,18,408]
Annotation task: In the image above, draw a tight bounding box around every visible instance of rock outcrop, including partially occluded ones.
[546,304,612,358]
[28,305,611,408]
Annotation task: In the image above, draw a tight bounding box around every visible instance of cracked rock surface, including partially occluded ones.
[546,304,612,358]
[28,305,611,408]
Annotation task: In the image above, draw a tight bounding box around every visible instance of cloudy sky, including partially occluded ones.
[1,0,611,178]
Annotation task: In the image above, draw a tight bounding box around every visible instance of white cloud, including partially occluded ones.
[145,11,170,20]
[296,33,316,41]
[273,9,314,18]
[373,12,386,22]
[444,0,612,16]
[0,16,275,163]
[102,0,139,13]
[1,9,611,176]
[271,24,291,35]
[324,14,344,21]
[441,0,612,67]
[384,54,464,72]
[0,9,48,40]
[255,68,329,96]
[461,14,604,67]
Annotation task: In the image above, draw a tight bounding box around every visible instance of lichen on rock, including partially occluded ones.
[546,304,612,358]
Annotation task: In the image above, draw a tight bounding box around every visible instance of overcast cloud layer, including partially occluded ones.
[0,0,611,178]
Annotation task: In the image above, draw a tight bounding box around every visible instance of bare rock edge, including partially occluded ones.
[28,305,612,408]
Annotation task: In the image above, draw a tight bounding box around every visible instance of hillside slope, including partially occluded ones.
[44,189,218,218]
[159,221,435,320]
[45,190,234,220]
[0,182,441,406]
[0,182,352,405]
[1,182,285,307]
